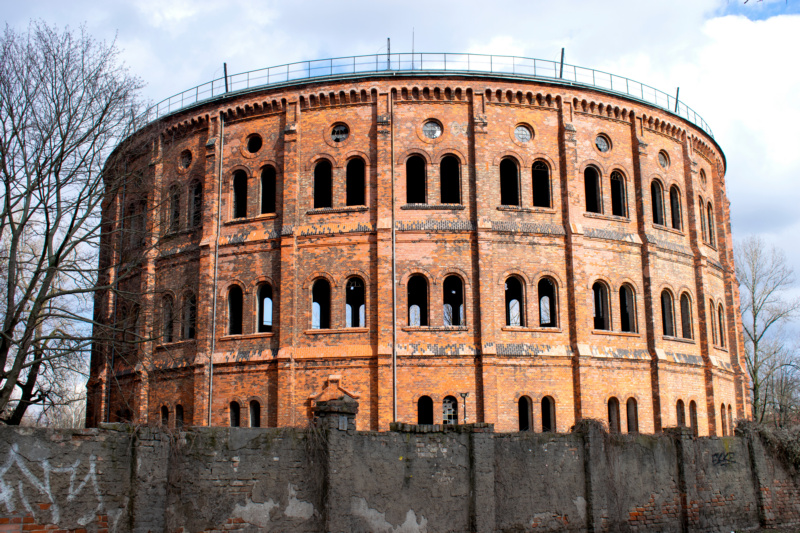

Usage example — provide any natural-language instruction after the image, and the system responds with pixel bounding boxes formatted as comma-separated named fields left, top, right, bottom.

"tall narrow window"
left=250, top=400, right=261, bottom=428
left=669, top=186, right=682, bottom=230
left=258, top=284, right=273, bottom=333
left=311, top=279, right=331, bottom=329
left=619, top=285, right=636, bottom=333
left=161, top=405, right=169, bottom=426
left=162, top=296, right=174, bottom=343
left=518, top=396, right=532, bottom=431
left=261, top=166, right=276, bottom=214
left=418, top=396, right=434, bottom=425
left=661, top=290, right=675, bottom=336
left=608, top=397, right=621, bottom=433
left=346, top=158, right=365, bottom=206
left=699, top=198, right=707, bottom=242
left=592, top=282, right=610, bottom=330
left=183, top=293, right=196, bottom=340
left=442, top=396, right=458, bottom=425
left=718, top=304, right=725, bottom=347
left=443, top=276, right=464, bottom=326
left=346, top=277, right=366, bottom=328
left=709, top=299, right=717, bottom=346
left=651, top=181, right=665, bottom=225
left=228, top=285, right=243, bottom=335
left=584, top=167, right=601, bottom=213
left=175, top=405, right=184, bottom=428
left=626, top=398, right=639, bottom=433
left=169, top=185, right=181, bottom=232
left=689, top=400, right=698, bottom=436
left=406, top=156, right=426, bottom=204
left=707, top=204, right=716, bottom=246
left=610, top=171, right=626, bottom=217
left=541, top=396, right=556, bottom=432
left=314, top=161, right=332, bottom=208
left=500, top=158, right=520, bottom=206
left=728, top=405, right=733, bottom=435
left=408, top=275, right=429, bottom=326
left=230, top=402, right=240, bottom=427
left=538, top=278, right=556, bottom=327
left=189, top=181, right=203, bottom=228
left=676, top=400, right=686, bottom=427
left=233, top=170, right=247, bottom=219
left=440, top=155, right=461, bottom=204
left=505, top=277, right=524, bottom=327
left=680, top=293, right=693, bottom=339
left=720, top=404, right=727, bottom=436
left=532, top=161, right=550, bottom=208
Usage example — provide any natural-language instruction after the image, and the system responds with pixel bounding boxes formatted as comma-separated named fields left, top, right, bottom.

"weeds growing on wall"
left=739, top=420, right=800, bottom=473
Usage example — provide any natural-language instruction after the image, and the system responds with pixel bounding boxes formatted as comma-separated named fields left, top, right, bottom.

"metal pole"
left=224, top=63, right=229, bottom=93
left=208, top=112, right=225, bottom=427
left=387, top=38, right=391, bottom=70
left=559, top=48, right=564, bottom=79
left=675, top=87, right=680, bottom=112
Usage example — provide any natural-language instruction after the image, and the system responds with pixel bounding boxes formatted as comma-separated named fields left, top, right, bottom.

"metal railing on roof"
left=144, top=53, right=713, bottom=138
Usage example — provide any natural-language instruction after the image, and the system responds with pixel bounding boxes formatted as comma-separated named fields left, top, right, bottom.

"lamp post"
left=459, top=392, right=469, bottom=424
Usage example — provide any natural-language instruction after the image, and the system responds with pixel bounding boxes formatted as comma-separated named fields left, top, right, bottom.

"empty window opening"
left=162, top=297, right=174, bottom=343
left=651, top=181, right=665, bottom=225
left=183, top=293, right=197, bottom=340
left=709, top=299, right=717, bottom=346
left=312, top=279, right=331, bottom=329
left=505, top=277, right=524, bottom=327
left=728, top=406, right=733, bottom=435
left=408, top=275, right=429, bottom=326
left=443, top=276, right=464, bottom=326
left=406, top=156, right=427, bottom=204
left=519, top=396, right=533, bottom=431
left=541, top=396, right=556, bottom=432
left=230, top=402, right=241, bottom=427
left=689, top=401, right=698, bottom=436
left=539, top=278, right=557, bottom=327
left=619, top=285, right=636, bottom=333
left=661, top=291, right=675, bottom=336
left=627, top=398, right=639, bottom=433
left=670, top=186, right=682, bottom=230
left=246, top=134, right=262, bottom=153
left=261, top=166, right=276, bottom=214
left=258, top=284, right=273, bottom=333
left=699, top=198, right=708, bottom=242
left=346, top=277, right=366, bottom=328
left=418, top=396, right=434, bottom=425
left=233, top=171, right=248, bottom=219
left=718, top=305, right=725, bottom=347
left=440, top=156, right=461, bottom=204
left=532, top=161, right=550, bottom=208
left=228, top=285, right=243, bottom=335
left=161, top=405, right=169, bottom=426
left=680, top=294, right=693, bottom=339
left=169, top=185, right=181, bottom=232
left=721, top=404, right=727, bottom=436
left=175, top=405, right=184, bottom=428
left=189, top=181, right=203, bottom=228
left=610, top=171, right=626, bottom=217
left=584, top=167, right=601, bottom=213
left=676, top=400, right=686, bottom=427
left=250, top=401, right=261, bottom=428
left=443, top=396, right=458, bottom=425
left=500, top=159, right=520, bottom=206
left=707, top=204, right=715, bottom=246
left=608, top=397, right=621, bottom=433
left=314, top=161, right=333, bottom=208
left=346, top=158, right=365, bottom=206
left=592, top=282, right=610, bottom=330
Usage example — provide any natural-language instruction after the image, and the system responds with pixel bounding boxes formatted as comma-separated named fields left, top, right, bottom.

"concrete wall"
left=0, top=422, right=798, bottom=532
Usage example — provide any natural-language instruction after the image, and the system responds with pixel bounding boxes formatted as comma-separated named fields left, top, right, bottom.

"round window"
left=514, top=125, right=533, bottom=143
left=422, top=120, right=443, bottom=139
left=246, top=135, right=262, bottom=154
left=595, top=134, right=611, bottom=153
left=179, top=150, right=192, bottom=169
left=331, top=124, right=349, bottom=143
left=658, top=151, right=670, bottom=169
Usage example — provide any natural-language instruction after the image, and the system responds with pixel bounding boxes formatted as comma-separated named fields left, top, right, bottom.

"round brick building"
left=86, top=54, right=748, bottom=436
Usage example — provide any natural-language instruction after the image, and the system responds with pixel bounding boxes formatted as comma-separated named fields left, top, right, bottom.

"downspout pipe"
left=391, top=92, right=397, bottom=423
left=208, top=112, right=225, bottom=426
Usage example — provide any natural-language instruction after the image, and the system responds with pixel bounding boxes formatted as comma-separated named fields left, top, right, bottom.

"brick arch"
left=400, top=269, right=435, bottom=287
left=250, top=276, right=276, bottom=289
left=491, top=150, right=526, bottom=167
left=159, top=289, right=178, bottom=301
left=222, top=279, right=248, bottom=296
left=436, top=268, right=472, bottom=288
left=226, top=165, right=252, bottom=184
left=258, top=160, right=280, bottom=173
left=433, top=148, right=467, bottom=165
left=303, top=272, right=338, bottom=289
left=340, top=269, right=369, bottom=287
left=529, top=153, right=558, bottom=172
left=497, top=269, right=531, bottom=287
left=587, top=275, right=614, bottom=291
left=579, top=159, right=606, bottom=176
left=343, top=150, right=371, bottom=166
left=655, top=282, right=678, bottom=297
left=617, top=277, right=642, bottom=295
left=607, top=166, right=630, bottom=180
left=395, top=148, right=433, bottom=166
left=305, top=153, right=338, bottom=171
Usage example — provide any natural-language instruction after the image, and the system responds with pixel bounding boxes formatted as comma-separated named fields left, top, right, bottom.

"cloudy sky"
left=5, top=0, right=800, bottom=277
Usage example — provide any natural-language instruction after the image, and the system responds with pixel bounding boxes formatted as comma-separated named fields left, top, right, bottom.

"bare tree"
left=0, top=21, right=145, bottom=423
left=736, top=235, right=800, bottom=423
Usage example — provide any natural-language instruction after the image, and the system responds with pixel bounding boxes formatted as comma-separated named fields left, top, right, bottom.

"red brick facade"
left=85, top=72, right=749, bottom=436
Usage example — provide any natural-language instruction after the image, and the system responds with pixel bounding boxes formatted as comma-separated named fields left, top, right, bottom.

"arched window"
left=162, top=296, right=174, bottom=343
left=230, top=401, right=240, bottom=427
left=626, top=398, right=639, bottom=433
left=189, top=180, right=203, bottom=228
left=258, top=284, right=273, bottom=333
left=661, top=290, right=675, bottom=337
left=346, top=158, right=365, bottom=206
left=500, top=158, right=520, bottom=206
left=182, top=293, right=197, bottom=340
left=418, top=396, right=434, bottom=425
left=161, top=405, right=169, bottom=426
left=539, top=278, right=557, bottom=327
left=720, top=404, right=727, bottom=436
left=541, top=396, right=556, bottom=432
left=440, top=155, right=461, bottom=204
left=709, top=299, right=717, bottom=346
left=346, top=277, right=365, bottom=328
left=707, top=203, right=715, bottom=246
left=261, top=166, right=276, bottom=214
left=311, top=279, right=331, bottom=329
left=680, top=293, right=693, bottom=339
left=314, top=160, right=332, bottom=209
left=408, top=275, right=428, bottom=326
left=610, top=171, right=626, bottom=217
left=442, top=396, right=458, bottom=425
left=676, top=400, right=686, bottom=427
left=699, top=197, right=707, bottom=242
left=584, top=167, right=602, bottom=213
left=175, top=405, right=184, bottom=428
left=651, top=181, right=665, bottom=225
left=169, top=184, right=181, bottom=232
left=608, top=397, right=621, bottom=433
left=728, top=405, right=733, bottom=435
left=619, top=285, right=636, bottom=333
left=228, top=285, right=243, bottom=335
left=406, top=156, right=426, bottom=204
left=443, top=276, right=464, bottom=326
left=233, top=170, right=248, bottom=219
left=669, top=186, right=682, bottom=230
left=250, top=400, right=261, bottom=428
left=505, top=276, right=524, bottom=327
left=689, top=400, right=698, bottom=436
left=518, top=396, right=532, bottom=431
left=592, top=282, right=610, bottom=330
left=532, top=161, right=550, bottom=208
left=718, top=304, right=725, bottom=347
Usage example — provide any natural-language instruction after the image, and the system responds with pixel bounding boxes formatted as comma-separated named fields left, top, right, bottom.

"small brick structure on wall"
left=85, top=59, right=748, bottom=437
